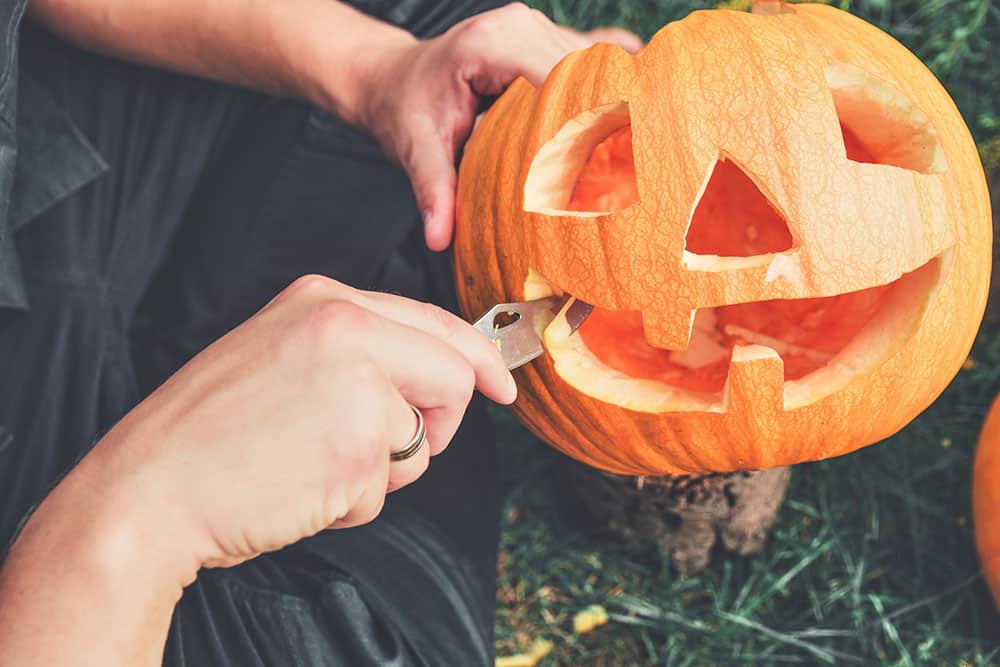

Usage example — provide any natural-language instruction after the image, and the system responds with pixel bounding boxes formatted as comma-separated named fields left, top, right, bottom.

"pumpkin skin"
left=454, top=3, right=992, bottom=475
left=974, top=396, right=1000, bottom=609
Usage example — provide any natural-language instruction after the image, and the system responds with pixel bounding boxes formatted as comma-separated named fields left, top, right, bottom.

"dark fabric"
left=350, top=0, right=501, bottom=38
left=0, top=72, right=110, bottom=309
left=0, top=0, right=29, bottom=308
left=0, top=25, right=262, bottom=538
left=0, top=1, right=507, bottom=665
left=166, top=507, right=493, bottom=666
left=10, top=73, right=108, bottom=230
left=0, top=1, right=111, bottom=310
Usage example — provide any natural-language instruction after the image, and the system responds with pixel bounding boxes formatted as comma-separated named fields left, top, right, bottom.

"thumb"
left=404, top=134, right=458, bottom=252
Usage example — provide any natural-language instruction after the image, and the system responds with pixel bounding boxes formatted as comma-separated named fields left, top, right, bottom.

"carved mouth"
left=527, top=256, right=943, bottom=413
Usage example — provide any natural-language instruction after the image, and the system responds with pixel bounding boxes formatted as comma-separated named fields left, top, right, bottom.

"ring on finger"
left=390, top=405, right=427, bottom=462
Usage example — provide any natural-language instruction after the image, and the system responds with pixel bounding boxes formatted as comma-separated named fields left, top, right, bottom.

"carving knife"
left=472, top=296, right=593, bottom=371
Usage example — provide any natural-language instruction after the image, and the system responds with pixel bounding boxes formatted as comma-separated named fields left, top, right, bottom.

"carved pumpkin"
left=975, top=396, right=1000, bottom=609
left=454, top=2, right=992, bottom=475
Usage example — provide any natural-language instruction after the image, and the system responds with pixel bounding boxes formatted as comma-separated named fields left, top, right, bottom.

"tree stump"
left=559, top=459, right=791, bottom=575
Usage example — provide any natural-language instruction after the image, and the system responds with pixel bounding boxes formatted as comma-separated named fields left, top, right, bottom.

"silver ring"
left=390, top=405, right=426, bottom=462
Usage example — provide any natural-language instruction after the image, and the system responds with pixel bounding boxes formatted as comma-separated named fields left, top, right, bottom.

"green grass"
left=495, top=1, right=1000, bottom=664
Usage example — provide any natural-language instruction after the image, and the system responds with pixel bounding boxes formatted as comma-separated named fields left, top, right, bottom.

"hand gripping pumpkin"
left=454, top=2, right=992, bottom=475
left=974, top=397, right=1000, bottom=609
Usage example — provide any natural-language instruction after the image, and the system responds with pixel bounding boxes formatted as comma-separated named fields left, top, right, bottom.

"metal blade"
left=472, top=295, right=594, bottom=371
left=472, top=295, right=567, bottom=370
left=565, top=299, right=594, bottom=334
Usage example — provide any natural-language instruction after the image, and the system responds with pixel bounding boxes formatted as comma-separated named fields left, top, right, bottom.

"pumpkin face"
left=974, top=397, right=1000, bottom=610
left=454, top=2, right=992, bottom=475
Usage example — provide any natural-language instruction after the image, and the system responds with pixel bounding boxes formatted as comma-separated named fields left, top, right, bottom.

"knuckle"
left=529, top=7, right=550, bottom=23
left=455, top=5, right=542, bottom=51
left=493, top=3, right=535, bottom=29
left=339, top=356, right=387, bottom=397
left=336, top=389, right=390, bottom=466
left=284, top=273, right=336, bottom=299
left=308, top=300, right=373, bottom=341
left=503, top=2, right=533, bottom=18
left=461, top=4, right=523, bottom=38
left=458, top=14, right=493, bottom=39
left=420, top=301, right=462, bottom=341
left=317, top=360, right=390, bottom=463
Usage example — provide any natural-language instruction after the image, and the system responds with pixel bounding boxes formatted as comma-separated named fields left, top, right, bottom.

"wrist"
left=14, top=424, right=201, bottom=591
left=295, top=7, right=418, bottom=127
left=0, top=432, right=191, bottom=665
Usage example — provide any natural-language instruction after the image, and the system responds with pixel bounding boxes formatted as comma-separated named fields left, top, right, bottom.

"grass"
left=495, top=1, right=1000, bottom=664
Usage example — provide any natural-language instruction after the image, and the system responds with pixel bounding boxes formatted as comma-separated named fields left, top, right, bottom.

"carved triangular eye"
left=685, top=158, right=794, bottom=257
left=827, top=63, right=946, bottom=174
left=524, top=102, right=638, bottom=215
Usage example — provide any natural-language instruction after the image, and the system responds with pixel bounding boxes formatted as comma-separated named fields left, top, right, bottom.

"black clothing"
left=0, top=1, right=505, bottom=664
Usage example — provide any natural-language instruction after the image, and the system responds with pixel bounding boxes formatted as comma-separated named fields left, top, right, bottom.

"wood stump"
left=559, top=459, right=791, bottom=575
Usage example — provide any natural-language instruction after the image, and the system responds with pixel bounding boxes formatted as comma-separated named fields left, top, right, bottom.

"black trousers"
left=1, top=3, right=503, bottom=664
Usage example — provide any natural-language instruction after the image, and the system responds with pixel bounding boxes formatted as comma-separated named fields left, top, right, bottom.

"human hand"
left=68, top=275, right=515, bottom=578
left=352, top=3, right=643, bottom=251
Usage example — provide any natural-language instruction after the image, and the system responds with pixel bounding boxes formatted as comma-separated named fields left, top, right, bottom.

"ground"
left=495, top=1, right=1000, bottom=664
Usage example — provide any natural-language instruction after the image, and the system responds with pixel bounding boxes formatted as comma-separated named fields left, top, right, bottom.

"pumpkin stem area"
left=558, top=124, right=937, bottom=400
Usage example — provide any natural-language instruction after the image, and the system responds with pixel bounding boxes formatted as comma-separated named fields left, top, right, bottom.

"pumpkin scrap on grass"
left=454, top=1, right=991, bottom=477
left=571, top=604, right=609, bottom=634
left=494, top=639, right=554, bottom=667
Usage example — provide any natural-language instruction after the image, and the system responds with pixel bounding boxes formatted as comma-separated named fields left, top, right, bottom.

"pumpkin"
left=974, top=396, right=1000, bottom=609
left=454, top=2, right=992, bottom=475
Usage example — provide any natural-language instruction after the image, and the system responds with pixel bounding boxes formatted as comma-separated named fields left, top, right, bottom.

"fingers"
left=326, top=303, right=480, bottom=455
left=268, top=277, right=516, bottom=504
left=384, top=405, right=433, bottom=493
left=358, top=3, right=644, bottom=258
left=405, top=135, right=459, bottom=252
left=384, top=98, right=468, bottom=252
left=330, top=355, right=427, bottom=503
left=271, top=275, right=514, bottom=405
left=361, top=357, right=433, bottom=494
left=454, top=4, right=582, bottom=89
left=350, top=290, right=515, bottom=405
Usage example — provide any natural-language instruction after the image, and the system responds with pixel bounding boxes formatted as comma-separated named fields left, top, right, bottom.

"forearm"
left=27, top=0, right=417, bottom=125
left=0, top=431, right=193, bottom=666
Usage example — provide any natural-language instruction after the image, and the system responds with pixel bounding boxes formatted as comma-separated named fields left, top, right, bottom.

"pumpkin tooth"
left=722, top=345, right=783, bottom=421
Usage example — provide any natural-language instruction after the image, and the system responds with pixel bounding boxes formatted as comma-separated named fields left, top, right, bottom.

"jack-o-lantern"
left=975, top=396, right=1000, bottom=609
left=454, top=2, right=992, bottom=475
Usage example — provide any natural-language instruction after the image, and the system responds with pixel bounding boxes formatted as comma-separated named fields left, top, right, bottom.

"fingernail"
left=506, top=372, right=518, bottom=403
